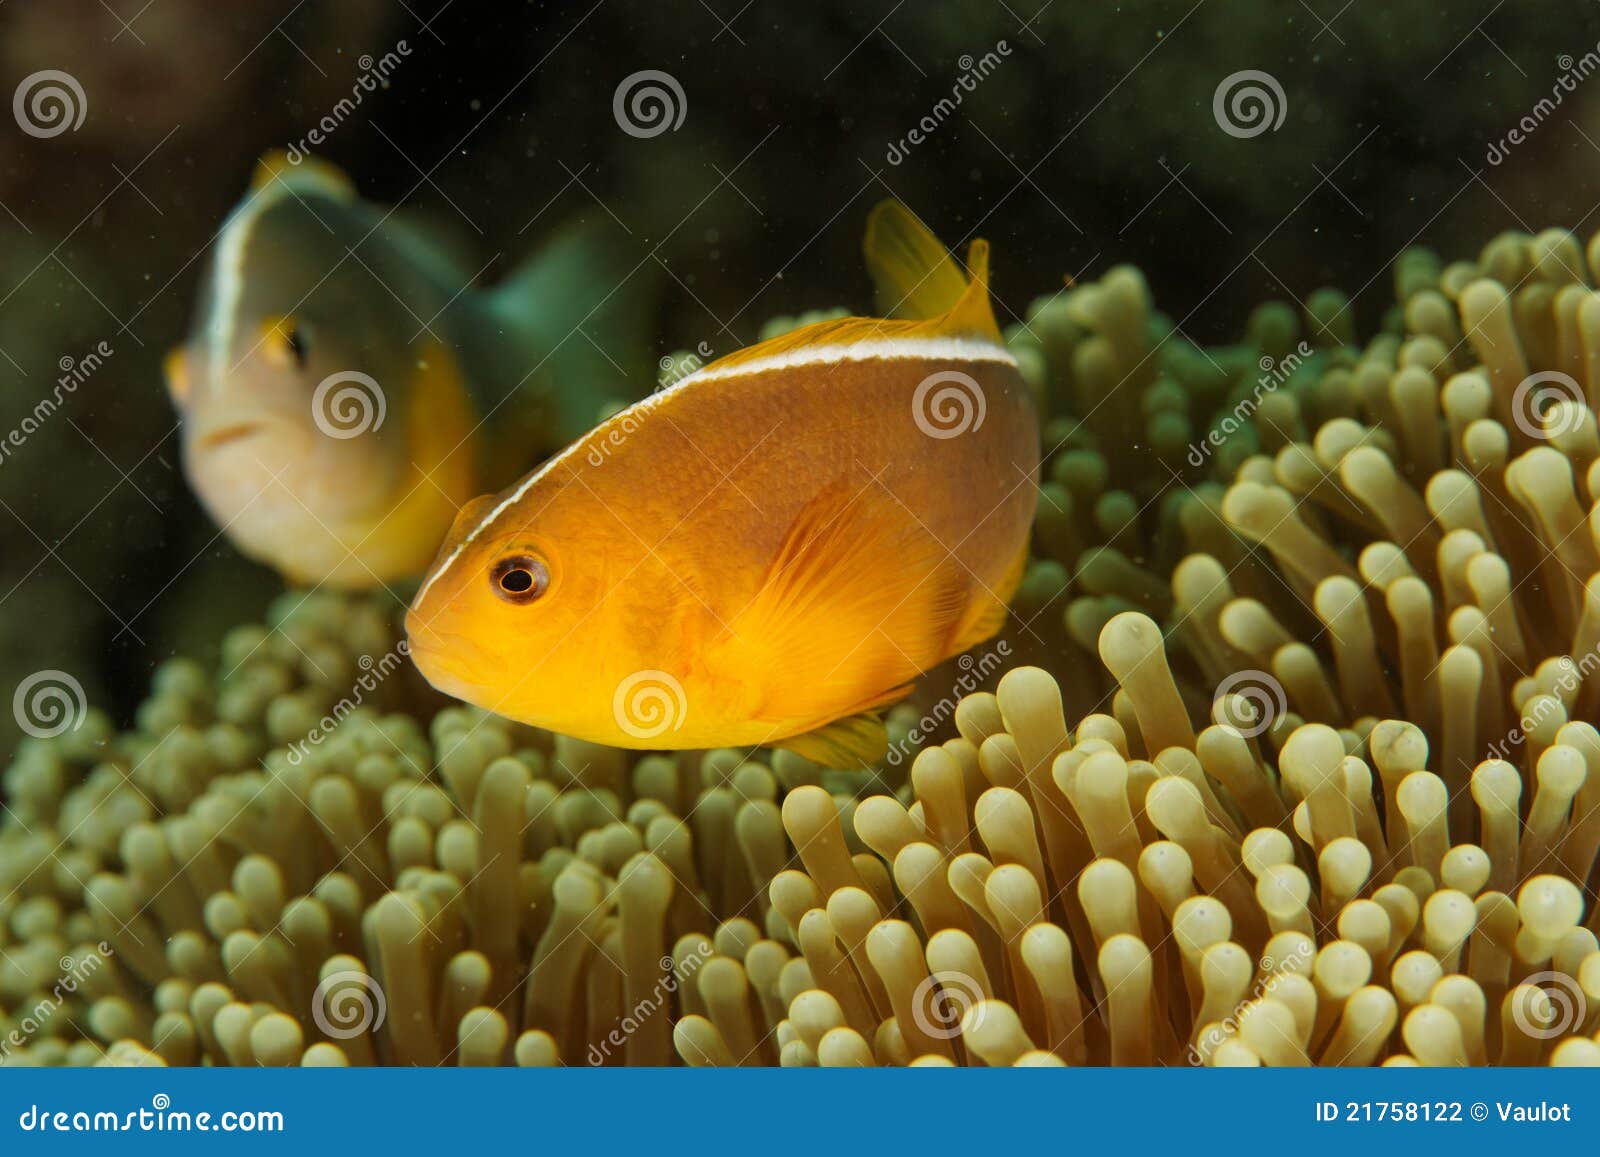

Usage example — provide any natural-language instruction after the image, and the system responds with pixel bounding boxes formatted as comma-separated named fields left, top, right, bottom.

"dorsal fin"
left=670, top=204, right=1006, bottom=384
left=863, top=200, right=1000, bottom=341
left=441, top=493, right=500, bottom=549
left=251, top=150, right=356, bottom=200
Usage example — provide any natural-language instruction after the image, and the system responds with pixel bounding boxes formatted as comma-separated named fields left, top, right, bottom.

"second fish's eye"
left=283, top=325, right=308, bottom=368
left=491, top=555, right=549, bottom=604
left=263, top=317, right=310, bottom=371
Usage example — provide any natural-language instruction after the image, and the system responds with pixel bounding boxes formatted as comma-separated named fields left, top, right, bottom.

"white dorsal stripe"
left=681, top=335, right=1015, bottom=386
left=410, top=336, right=1018, bottom=605
left=206, top=184, right=289, bottom=377
left=205, top=169, right=343, bottom=381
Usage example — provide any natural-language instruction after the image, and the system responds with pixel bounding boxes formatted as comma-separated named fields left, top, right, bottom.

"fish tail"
left=862, top=200, right=1000, bottom=340
left=484, top=216, right=659, bottom=445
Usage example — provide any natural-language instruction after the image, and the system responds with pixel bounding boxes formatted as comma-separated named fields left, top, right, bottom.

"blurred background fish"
left=407, top=202, right=1039, bottom=764
left=165, top=152, right=656, bottom=587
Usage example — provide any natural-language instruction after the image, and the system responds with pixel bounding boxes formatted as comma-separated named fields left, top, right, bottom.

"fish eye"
left=261, top=317, right=310, bottom=371
left=283, top=325, right=308, bottom=369
left=490, top=554, right=549, bottom=604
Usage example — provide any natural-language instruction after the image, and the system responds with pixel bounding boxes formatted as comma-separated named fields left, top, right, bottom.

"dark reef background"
left=2, top=0, right=1599, bottom=753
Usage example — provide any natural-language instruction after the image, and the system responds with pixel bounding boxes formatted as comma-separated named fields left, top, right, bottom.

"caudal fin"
left=486, top=216, right=660, bottom=445
left=862, top=200, right=1000, bottom=340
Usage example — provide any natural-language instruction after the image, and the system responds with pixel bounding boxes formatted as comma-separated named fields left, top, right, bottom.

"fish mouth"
left=198, top=422, right=265, bottom=449
left=405, top=613, right=496, bottom=684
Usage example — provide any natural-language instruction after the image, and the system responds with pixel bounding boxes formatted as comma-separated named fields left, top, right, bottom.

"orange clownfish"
left=406, top=201, right=1040, bottom=766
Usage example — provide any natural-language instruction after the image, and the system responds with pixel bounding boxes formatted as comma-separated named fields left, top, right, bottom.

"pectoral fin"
left=722, top=482, right=964, bottom=733
left=406, top=341, right=478, bottom=492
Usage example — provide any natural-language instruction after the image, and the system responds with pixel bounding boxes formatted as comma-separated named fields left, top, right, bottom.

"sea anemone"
left=5, top=224, right=1600, bottom=1067
left=745, top=656, right=1600, bottom=1066
left=1000, top=263, right=1359, bottom=713
left=0, top=591, right=815, bottom=1066
left=6, top=597, right=1592, bottom=1065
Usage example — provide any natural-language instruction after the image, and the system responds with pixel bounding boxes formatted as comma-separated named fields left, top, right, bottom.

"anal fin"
left=773, top=712, right=890, bottom=769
